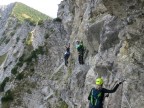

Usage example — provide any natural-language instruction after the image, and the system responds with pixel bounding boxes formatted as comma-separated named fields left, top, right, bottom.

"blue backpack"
left=90, top=88, right=103, bottom=107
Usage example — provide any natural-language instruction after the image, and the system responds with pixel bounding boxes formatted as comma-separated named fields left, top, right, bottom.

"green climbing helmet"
left=96, top=78, right=103, bottom=85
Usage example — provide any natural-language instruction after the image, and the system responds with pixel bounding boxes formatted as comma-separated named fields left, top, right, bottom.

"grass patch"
left=0, top=54, right=7, bottom=65
left=26, top=32, right=33, bottom=45
left=12, top=2, right=51, bottom=22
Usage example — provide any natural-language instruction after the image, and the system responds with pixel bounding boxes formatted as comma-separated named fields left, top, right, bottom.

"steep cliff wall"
left=0, top=0, right=144, bottom=108
left=57, top=0, right=144, bottom=108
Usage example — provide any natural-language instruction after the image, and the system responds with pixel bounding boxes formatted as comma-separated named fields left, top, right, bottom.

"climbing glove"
left=119, top=82, right=122, bottom=85
left=119, top=80, right=125, bottom=85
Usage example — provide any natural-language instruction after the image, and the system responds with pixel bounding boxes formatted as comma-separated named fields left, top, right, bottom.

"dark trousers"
left=89, top=103, right=103, bottom=108
left=78, top=53, right=84, bottom=64
left=64, top=53, right=70, bottom=66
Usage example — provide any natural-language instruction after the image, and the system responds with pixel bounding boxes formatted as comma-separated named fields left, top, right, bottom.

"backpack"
left=64, top=52, right=70, bottom=58
left=90, top=88, right=103, bottom=107
left=77, top=44, right=84, bottom=52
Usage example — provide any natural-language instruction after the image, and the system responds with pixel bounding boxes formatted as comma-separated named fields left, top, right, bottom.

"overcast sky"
left=0, top=0, right=63, bottom=18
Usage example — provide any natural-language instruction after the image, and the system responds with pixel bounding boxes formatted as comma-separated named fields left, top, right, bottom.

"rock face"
left=0, top=0, right=144, bottom=108
left=57, top=0, right=144, bottom=108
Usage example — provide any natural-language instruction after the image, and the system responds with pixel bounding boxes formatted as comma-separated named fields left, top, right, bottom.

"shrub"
left=5, top=38, right=10, bottom=44
left=19, top=54, right=25, bottom=61
left=36, top=46, right=44, bottom=55
left=3, top=66, right=7, bottom=71
left=10, top=31, right=15, bottom=36
left=24, top=18, right=36, bottom=26
left=0, top=77, right=9, bottom=92
left=24, top=55, right=33, bottom=63
left=1, top=90, right=13, bottom=102
left=17, top=61, right=23, bottom=67
left=29, top=20, right=36, bottom=26
left=24, top=18, right=31, bottom=22
left=53, top=17, right=62, bottom=22
left=31, top=51, right=37, bottom=59
left=38, top=20, right=43, bottom=25
left=45, top=33, right=49, bottom=39
left=30, top=68, right=34, bottom=72
left=24, top=51, right=36, bottom=63
left=16, top=37, right=20, bottom=43
left=24, top=46, right=44, bottom=64
left=11, top=67, right=18, bottom=75
left=16, top=72, right=24, bottom=80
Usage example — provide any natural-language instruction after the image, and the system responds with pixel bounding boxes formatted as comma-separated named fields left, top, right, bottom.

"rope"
left=99, top=54, right=132, bottom=108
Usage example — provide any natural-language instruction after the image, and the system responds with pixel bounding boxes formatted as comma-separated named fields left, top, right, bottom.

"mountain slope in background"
left=11, top=2, right=51, bottom=22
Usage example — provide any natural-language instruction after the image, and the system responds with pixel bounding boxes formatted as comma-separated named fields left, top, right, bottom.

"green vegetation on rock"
left=11, top=66, right=18, bottom=75
left=38, top=20, right=44, bottom=25
left=53, top=17, right=62, bottom=22
left=26, top=32, right=33, bottom=45
left=24, top=46, right=44, bottom=63
left=0, top=77, right=9, bottom=92
left=1, top=90, right=13, bottom=102
left=16, top=72, right=24, bottom=80
left=0, top=54, right=7, bottom=65
left=11, top=2, right=51, bottom=22
left=56, top=99, right=68, bottom=108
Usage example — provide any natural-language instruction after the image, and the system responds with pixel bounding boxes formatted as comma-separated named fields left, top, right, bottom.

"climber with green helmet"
left=88, top=78, right=123, bottom=108
left=76, top=40, right=84, bottom=64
